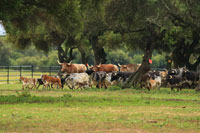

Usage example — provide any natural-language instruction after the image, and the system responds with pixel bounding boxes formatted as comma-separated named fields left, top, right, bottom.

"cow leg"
left=32, top=84, right=35, bottom=90
left=45, top=82, right=50, bottom=90
left=96, top=83, right=99, bottom=89
left=171, top=85, right=174, bottom=91
left=149, top=83, right=152, bottom=91
left=50, top=84, right=53, bottom=89
left=36, top=84, right=40, bottom=90
left=72, top=86, right=75, bottom=90
left=145, top=83, right=150, bottom=91
left=147, top=86, right=150, bottom=91
left=157, top=83, right=161, bottom=90
left=62, top=83, right=64, bottom=89
left=104, top=83, right=107, bottom=89
left=30, top=86, right=33, bottom=90
left=47, top=84, right=51, bottom=90
left=27, top=85, right=30, bottom=90
left=22, top=85, right=24, bottom=90
left=140, top=82, right=143, bottom=89
left=67, top=85, right=72, bottom=90
left=77, top=86, right=80, bottom=90
left=192, top=81, right=196, bottom=89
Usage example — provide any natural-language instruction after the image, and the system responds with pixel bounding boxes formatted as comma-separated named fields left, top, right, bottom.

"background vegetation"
left=0, top=0, right=199, bottom=70
left=0, top=36, right=166, bottom=67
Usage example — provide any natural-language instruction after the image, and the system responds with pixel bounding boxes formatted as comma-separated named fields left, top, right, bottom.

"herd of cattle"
left=19, top=61, right=200, bottom=91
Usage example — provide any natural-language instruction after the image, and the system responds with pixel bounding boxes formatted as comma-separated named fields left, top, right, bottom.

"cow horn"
left=97, top=63, right=101, bottom=67
left=57, top=60, right=63, bottom=65
left=87, top=64, right=92, bottom=69
left=69, top=61, right=72, bottom=65
left=118, top=63, right=121, bottom=67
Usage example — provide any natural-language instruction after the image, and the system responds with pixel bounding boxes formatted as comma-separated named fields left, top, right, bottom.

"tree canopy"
left=0, top=0, right=199, bottom=87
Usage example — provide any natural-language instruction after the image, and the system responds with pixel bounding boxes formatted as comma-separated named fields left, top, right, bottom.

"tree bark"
left=57, top=43, right=76, bottom=63
left=90, top=36, right=107, bottom=65
left=78, top=46, right=88, bottom=64
left=122, top=27, right=156, bottom=89
left=122, top=42, right=155, bottom=89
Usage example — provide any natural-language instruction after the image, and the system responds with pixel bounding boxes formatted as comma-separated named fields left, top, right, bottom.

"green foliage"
left=0, top=37, right=167, bottom=67
left=0, top=0, right=199, bottom=69
left=132, top=54, right=143, bottom=64
left=98, top=31, right=122, bottom=48
left=0, top=39, right=11, bottom=65
left=106, top=49, right=133, bottom=64
left=151, top=53, right=167, bottom=68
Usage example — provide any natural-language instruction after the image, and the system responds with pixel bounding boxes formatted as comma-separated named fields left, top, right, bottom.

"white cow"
left=65, top=73, right=91, bottom=89
left=149, top=75, right=162, bottom=90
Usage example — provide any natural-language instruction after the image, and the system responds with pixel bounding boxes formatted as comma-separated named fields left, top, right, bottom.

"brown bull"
left=118, top=63, right=141, bottom=72
left=58, top=60, right=87, bottom=73
left=90, top=64, right=119, bottom=73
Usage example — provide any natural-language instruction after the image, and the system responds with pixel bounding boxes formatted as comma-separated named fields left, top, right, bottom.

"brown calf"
left=41, top=75, right=62, bottom=89
left=19, top=77, right=36, bottom=90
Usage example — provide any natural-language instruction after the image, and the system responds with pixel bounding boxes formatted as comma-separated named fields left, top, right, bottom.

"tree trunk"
left=122, top=27, right=156, bottom=89
left=57, top=43, right=76, bottom=63
left=78, top=46, right=88, bottom=64
left=90, top=36, right=107, bottom=65
left=122, top=42, right=154, bottom=89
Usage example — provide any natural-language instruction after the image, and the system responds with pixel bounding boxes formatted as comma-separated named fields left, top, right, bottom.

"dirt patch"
left=144, top=97, right=200, bottom=103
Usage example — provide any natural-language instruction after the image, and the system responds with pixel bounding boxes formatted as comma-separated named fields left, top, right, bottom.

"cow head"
left=41, top=74, right=48, bottom=80
left=111, top=72, right=120, bottom=82
left=57, top=60, right=72, bottom=72
left=91, top=64, right=101, bottom=72
left=19, top=76, right=24, bottom=81
left=122, top=65, right=127, bottom=68
left=88, top=65, right=93, bottom=69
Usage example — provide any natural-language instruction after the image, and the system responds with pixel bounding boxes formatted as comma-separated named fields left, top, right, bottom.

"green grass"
left=0, top=84, right=200, bottom=132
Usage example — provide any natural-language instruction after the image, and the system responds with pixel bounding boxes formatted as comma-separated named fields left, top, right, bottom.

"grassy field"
left=0, top=84, right=200, bottom=132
